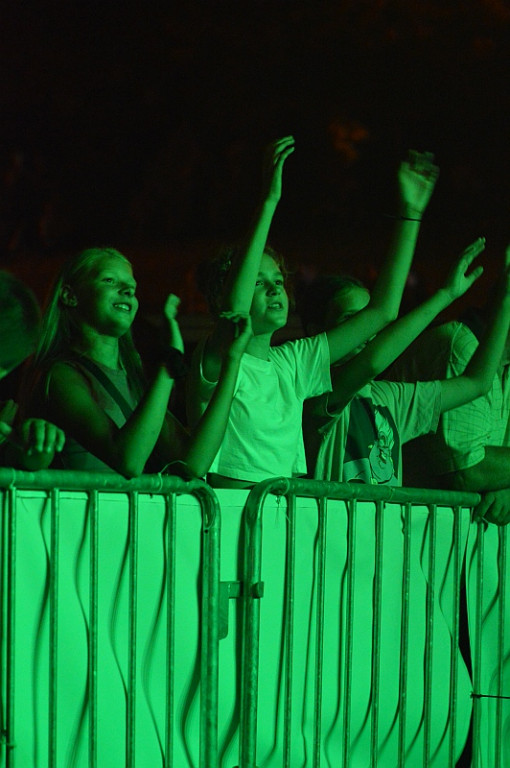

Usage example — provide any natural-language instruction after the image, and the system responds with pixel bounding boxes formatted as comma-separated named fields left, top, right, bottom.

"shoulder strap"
left=76, top=357, right=134, bottom=420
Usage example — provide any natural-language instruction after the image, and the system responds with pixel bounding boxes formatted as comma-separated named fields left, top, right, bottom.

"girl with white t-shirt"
left=188, top=138, right=440, bottom=487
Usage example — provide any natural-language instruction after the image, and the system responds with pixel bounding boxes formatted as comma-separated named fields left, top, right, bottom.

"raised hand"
left=261, top=135, right=295, bottom=205
left=163, top=293, right=184, bottom=353
left=398, top=150, right=439, bottom=218
left=219, top=311, right=253, bottom=360
left=442, top=237, right=485, bottom=302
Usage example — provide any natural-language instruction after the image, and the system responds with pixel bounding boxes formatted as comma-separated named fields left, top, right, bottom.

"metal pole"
left=312, top=496, right=327, bottom=768
left=48, top=489, right=60, bottom=768
left=397, top=503, right=412, bottom=767
left=89, top=491, right=99, bottom=768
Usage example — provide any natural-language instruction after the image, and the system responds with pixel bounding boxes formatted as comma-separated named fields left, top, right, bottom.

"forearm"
left=369, top=288, right=451, bottom=375
left=184, top=353, right=241, bottom=477
left=463, top=293, right=510, bottom=392
left=370, top=216, right=422, bottom=321
left=114, top=367, right=175, bottom=476
left=446, top=447, right=510, bottom=492
left=222, top=200, right=278, bottom=313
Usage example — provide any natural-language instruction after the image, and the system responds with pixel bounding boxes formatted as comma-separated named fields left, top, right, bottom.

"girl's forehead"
left=93, top=256, right=134, bottom=277
left=259, top=253, right=282, bottom=274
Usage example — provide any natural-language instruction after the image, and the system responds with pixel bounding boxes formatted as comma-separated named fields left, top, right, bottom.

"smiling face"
left=68, top=254, right=139, bottom=337
left=249, top=252, right=289, bottom=335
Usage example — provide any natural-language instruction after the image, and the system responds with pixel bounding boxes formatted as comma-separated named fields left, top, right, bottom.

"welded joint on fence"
left=471, top=692, right=510, bottom=700
left=0, top=729, right=15, bottom=748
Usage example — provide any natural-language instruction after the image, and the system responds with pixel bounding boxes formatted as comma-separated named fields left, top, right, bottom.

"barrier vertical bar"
left=48, top=490, right=60, bottom=768
left=126, top=492, right=139, bottom=768
left=239, top=493, right=263, bottom=767
left=5, top=489, right=16, bottom=768
left=471, top=521, right=485, bottom=767
left=165, top=494, right=177, bottom=766
left=397, top=503, right=412, bottom=767
left=283, top=494, right=296, bottom=768
left=89, top=491, right=99, bottom=768
left=312, top=496, right=327, bottom=768
left=495, top=528, right=507, bottom=768
left=342, top=498, right=357, bottom=768
left=369, top=500, right=384, bottom=766
left=199, top=487, right=221, bottom=768
left=423, top=504, right=437, bottom=767
left=448, top=506, right=462, bottom=768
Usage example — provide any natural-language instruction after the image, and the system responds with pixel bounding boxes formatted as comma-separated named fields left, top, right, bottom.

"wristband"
left=385, top=213, right=423, bottom=222
left=160, top=348, right=188, bottom=380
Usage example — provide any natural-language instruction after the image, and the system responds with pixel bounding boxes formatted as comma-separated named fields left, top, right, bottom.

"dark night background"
left=2, top=0, right=510, bottom=329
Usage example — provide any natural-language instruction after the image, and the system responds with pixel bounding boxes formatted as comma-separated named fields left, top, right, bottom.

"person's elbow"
left=111, top=452, right=146, bottom=479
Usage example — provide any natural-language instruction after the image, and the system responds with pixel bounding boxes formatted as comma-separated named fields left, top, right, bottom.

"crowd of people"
left=1, top=136, right=510, bottom=525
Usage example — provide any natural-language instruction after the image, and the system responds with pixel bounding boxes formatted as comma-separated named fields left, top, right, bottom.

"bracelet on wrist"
left=385, top=213, right=423, bottom=222
left=159, top=347, right=189, bottom=380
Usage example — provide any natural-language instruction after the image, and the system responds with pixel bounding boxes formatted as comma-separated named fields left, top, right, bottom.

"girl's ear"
left=61, top=284, right=78, bottom=307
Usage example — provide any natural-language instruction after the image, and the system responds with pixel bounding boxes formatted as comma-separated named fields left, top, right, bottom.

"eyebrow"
left=99, top=271, right=137, bottom=288
left=257, top=270, right=284, bottom=278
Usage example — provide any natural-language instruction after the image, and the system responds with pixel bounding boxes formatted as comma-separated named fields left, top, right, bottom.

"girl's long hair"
left=24, top=247, right=145, bottom=410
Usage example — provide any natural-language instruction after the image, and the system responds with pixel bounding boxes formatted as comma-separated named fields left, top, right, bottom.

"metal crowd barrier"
left=237, top=477, right=509, bottom=768
left=1, top=471, right=509, bottom=767
left=0, top=468, right=221, bottom=768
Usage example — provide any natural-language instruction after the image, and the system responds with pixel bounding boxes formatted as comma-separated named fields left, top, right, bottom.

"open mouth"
left=267, top=302, right=284, bottom=310
left=113, top=303, right=132, bottom=313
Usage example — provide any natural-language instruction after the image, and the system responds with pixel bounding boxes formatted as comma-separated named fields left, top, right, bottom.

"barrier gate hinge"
left=218, top=580, right=265, bottom=639
left=219, top=581, right=242, bottom=640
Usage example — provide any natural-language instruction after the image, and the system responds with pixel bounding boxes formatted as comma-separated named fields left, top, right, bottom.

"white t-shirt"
left=188, top=333, right=332, bottom=483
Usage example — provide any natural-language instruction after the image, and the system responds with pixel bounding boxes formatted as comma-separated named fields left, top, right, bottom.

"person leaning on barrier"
left=389, top=244, right=510, bottom=525
left=0, top=269, right=65, bottom=469
left=188, top=144, right=445, bottom=488
left=20, top=248, right=251, bottom=478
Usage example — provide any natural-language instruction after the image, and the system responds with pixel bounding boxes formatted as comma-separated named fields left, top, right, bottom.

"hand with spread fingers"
left=441, top=237, right=485, bottom=303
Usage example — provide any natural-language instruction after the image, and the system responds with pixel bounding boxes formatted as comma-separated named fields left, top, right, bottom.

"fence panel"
left=239, top=478, right=479, bottom=768
left=2, top=471, right=507, bottom=768
left=0, top=469, right=220, bottom=768
left=467, top=522, right=510, bottom=768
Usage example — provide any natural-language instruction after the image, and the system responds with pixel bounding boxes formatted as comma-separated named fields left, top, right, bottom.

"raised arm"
left=327, top=238, right=485, bottom=412
left=203, top=136, right=295, bottom=381
left=440, top=249, right=510, bottom=413
left=326, top=150, right=439, bottom=364
left=183, top=313, right=252, bottom=477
